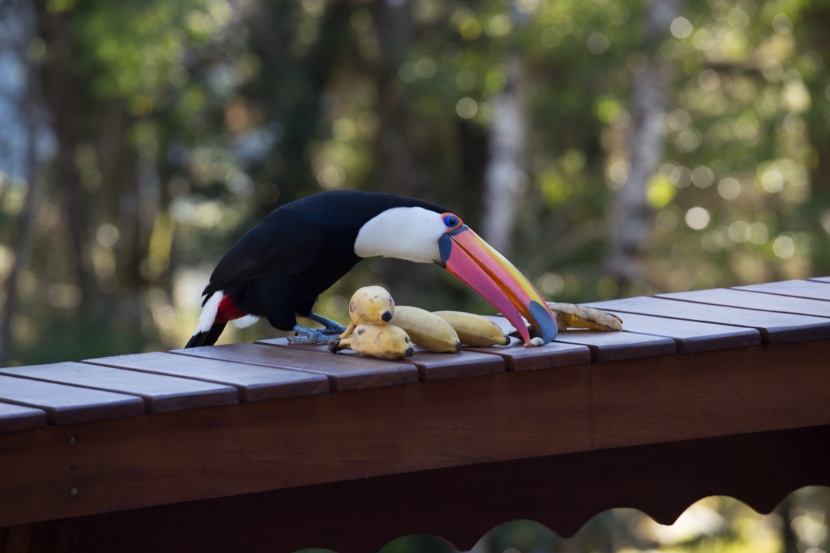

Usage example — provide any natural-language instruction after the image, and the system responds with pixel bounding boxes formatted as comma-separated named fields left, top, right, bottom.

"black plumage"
left=186, top=190, right=446, bottom=348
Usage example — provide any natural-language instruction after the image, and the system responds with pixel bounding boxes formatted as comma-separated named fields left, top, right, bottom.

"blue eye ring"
left=443, top=214, right=461, bottom=229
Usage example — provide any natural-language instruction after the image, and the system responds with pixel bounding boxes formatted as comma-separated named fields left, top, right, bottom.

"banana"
left=341, top=286, right=396, bottom=339
left=547, top=302, right=623, bottom=331
left=330, top=323, right=414, bottom=360
left=432, top=311, right=510, bottom=347
left=390, top=306, right=462, bottom=353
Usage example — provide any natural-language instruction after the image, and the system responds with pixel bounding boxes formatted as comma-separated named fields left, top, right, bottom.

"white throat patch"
left=354, top=207, right=444, bottom=263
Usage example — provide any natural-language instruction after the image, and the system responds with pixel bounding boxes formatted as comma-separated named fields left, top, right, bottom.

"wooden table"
left=1, top=278, right=829, bottom=552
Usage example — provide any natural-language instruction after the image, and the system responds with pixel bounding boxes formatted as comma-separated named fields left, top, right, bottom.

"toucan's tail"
left=185, top=322, right=227, bottom=348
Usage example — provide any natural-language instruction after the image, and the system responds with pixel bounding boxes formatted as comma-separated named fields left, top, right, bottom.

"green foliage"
left=2, top=0, right=825, bottom=350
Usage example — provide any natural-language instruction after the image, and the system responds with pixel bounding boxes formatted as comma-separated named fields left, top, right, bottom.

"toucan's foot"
left=287, top=324, right=341, bottom=345
left=305, top=312, right=348, bottom=335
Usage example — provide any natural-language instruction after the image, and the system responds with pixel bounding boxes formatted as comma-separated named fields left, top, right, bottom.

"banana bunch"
left=340, top=285, right=395, bottom=337
left=330, top=286, right=413, bottom=359
left=330, top=286, right=513, bottom=359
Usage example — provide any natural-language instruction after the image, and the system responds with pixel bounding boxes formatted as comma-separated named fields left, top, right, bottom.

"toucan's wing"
left=205, top=208, right=327, bottom=294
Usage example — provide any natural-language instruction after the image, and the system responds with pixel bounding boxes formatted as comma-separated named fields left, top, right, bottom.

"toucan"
left=185, top=190, right=558, bottom=348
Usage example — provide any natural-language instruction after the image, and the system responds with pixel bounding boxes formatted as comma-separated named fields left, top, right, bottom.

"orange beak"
left=438, top=226, right=557, bottom=345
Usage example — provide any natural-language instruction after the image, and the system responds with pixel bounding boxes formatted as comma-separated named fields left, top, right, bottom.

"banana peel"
left=506, top=303, right=623, bottom=342
left=547, top=302, right=623, bottom=332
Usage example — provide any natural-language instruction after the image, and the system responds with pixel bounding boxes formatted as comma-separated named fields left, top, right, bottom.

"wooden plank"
left=466, top=339, right=592, bottom=372
left=456, top=316, right=593, bottom=371
left=0, top=363, right=238, bottom=414
left=4, top=339, right=827, bottom=530
left=589, top=342, right=830, bottom=450
left=0, top=358, right=593, bottom=528
left=734, top=279, right=830, bottom=301
left=552, top=330, right=676, bottom=362
left=172, top=343, right=419, bottom=391
left=400, top=348, right=504, bottom=380
left=259, top=339, right=507, bottom=381
left=0, top=374, right=144, bottom=424
left=580, top=309, right=762, bottom=353
left=0, top=402, right=47, bottom=434
left=586, top=296, right=830, bottom=343
left=85, top=352, right=329, bottom=402
left=661, top=288, right=830, bottom=318
left=481, top=313, right=675, bottom=362
left=54, top=425, right=830, bottom=553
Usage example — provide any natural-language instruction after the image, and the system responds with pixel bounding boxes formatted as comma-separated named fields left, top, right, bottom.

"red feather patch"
left=216, top=294, right=246, bottom=323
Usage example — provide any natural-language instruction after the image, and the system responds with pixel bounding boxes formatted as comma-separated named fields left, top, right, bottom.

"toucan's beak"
left=438, top=226, right=558, bottom=345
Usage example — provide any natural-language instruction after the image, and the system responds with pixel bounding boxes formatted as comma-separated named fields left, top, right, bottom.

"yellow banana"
left=330, top=323, right=414, bottom=360
left=390, top=306, right=461, bottom=353
left=548, top=302, right=623, bottom=331
left=432, top=311, right=510, bottom=347
left=341, top=286, right=396, bottom=338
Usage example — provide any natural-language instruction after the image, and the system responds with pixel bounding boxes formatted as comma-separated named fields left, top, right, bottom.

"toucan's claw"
left=305, top=312, right=348, bottom=335
left=287, top=324, right=341, bottom=345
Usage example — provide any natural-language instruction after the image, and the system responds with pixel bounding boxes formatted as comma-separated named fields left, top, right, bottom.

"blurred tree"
left=242, top=0, right=356, bottom=216
left=605, top=0, right=683, bottom=289
left=480, top=2, right=531, bottom=257
left=799, top=1, right=830, bottom=277
left=0, top=0, right=44, bottom=366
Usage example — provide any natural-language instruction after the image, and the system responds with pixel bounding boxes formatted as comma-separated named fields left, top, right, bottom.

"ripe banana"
left=330, top=323, right=414, bottom=360
left=432, top=311, right=510, bottom=347
left=390, top=306, right=461, bottom=353
left=548, top=302, right=623, bottom=331
left=341, top=285, right=396, bottom=339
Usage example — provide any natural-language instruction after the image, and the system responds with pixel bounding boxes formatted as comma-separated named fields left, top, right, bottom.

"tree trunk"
left=373, top=0, right=423, bottom=199
left=247, top=0, right=353, bottom=211
left=35, top=1, right=94, bottom=301
left=605, top=0, right=683, bottom=287
left=371, top=0, right=433, bottom=304
left=0, top=0, right=43, bottom=365
left=481, top=53, right=529, bottom=256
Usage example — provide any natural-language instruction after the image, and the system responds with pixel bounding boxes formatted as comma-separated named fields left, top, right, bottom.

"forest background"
left=0, top=0, right=828, bottom=551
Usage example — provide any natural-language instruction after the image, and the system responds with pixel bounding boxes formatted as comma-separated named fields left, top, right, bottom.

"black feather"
left=184, top=322, right=227, bottom=348
left=194, top=191, right=448, bottom=341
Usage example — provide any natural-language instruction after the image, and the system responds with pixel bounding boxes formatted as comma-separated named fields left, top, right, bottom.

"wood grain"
left=173, top=343, right=419, bottom=391
left=553, top=329, right=676, bottom=361
left=0, top=402, right=47, bottom=434
left=0, top=363, right=239, bottom=413
left=661, top=288, right=830, bottom=318
left=0, top=374, right=145, bottom=424
left=85, top=352, right=329, bottom=402
left=466, top=339, right=592, bottom=372
left=589, top=343, right=830, bottom=450
left=580, top=309, right=761, bottom=353
left=51, top=425, right=830, bottom=553
left=734, top=279, right=830, bottom=301
left=2, top=339, right=828, bottom=529
left=0, top=361, right=591, bottom=528
left=586, top=296, right=830, bottom=342
left=259, top=338, right=507, bottom=380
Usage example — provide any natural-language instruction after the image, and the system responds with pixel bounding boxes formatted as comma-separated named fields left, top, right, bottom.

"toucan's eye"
left=442, top=214, right=462, bottom=230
